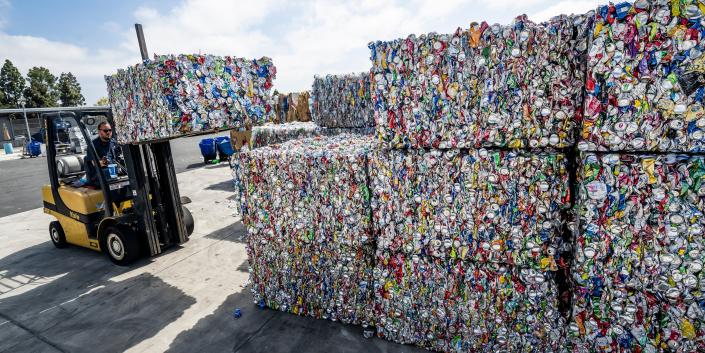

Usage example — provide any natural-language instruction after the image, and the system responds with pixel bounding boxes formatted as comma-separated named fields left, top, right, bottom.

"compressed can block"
left=312, top=73, right=375, bottom=128
left=374, top=254, right=565, bottom=352
left=250, top=122, right=322, bottom=148
left=233, top=135, right=375, bottom=325
left=105, top=54, right=276, bottom=144
left=575, top=153, right=705, bottom=302
left=369, top=13, right=592, bottom=149
left=569, top=283, right=705, bottom=353
left=580, top=1, right=705, bottom=152
left=572, top=152, right=705, bottom=352
left=370, top=148, right=571, bottom=269
left=659, top=300, right=705, bottom=352
left=568, top=285, right=661, bottom=352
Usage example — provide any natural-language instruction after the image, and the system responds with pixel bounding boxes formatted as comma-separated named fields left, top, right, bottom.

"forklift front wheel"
left=183, top=206, right=194, bottom=236
left=49, top=221, right=68, bottom=248
left=101, top=226, right=140, bottom=266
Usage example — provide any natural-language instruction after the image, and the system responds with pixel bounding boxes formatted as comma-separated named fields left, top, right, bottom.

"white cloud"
left=0, top=32, right=138, bottom=104
left=485, top=0, right=546, bottom=11
left=0, top=0, right=601, bottom=105
left=530, top=1, right=598, bottom=22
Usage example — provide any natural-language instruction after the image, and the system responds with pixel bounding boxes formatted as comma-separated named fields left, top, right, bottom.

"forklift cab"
left=41, top=108, right=194, bottom=265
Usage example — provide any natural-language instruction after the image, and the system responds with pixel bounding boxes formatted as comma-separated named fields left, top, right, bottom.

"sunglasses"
left=101, top=129, right=112, bottom=132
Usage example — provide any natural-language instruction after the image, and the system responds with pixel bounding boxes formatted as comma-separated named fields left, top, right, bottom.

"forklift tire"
left=49, top=221, right=68, bottom=248
left=101, top=226, right=140, bottom=266
left=182, top=206, right=194, bottom=236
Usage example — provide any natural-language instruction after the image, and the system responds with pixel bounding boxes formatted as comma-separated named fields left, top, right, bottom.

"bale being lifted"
left=105, top=54, right=276, bottom=144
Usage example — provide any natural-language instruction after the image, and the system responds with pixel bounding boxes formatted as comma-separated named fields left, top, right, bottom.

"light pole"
left=18, top=96, right=31, bottom=142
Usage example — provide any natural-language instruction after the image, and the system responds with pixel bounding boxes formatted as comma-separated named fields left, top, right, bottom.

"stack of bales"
left=232, top=2, right=705, bottom=352
left=570, top=2, right=705, bottom=352
left=368, top=13, right=592, bottom=352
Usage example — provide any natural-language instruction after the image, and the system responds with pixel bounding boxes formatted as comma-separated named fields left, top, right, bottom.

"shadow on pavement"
left=205, top=179, right=235, bottom=192
left=166, top=261, right=427, bottom=353
left=183, top=162, right=206, bottom=171
left=0, top=242, right=196, bottom=353
left=182, top=161, right=230, bottom=172
left=204, top=221, right=246, bottom=244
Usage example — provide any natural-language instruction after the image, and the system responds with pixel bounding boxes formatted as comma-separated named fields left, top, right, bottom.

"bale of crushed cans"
left=374, top=253, right=566, bottom=352
left=369, top=148, right=571, bottom=269
left=368, top=13, right=592, bottom=149
left=311, top=73, right=375, bottom=128
left=580, top=0, right=705, bottom=153
left=105, top=54, right=276, bottom=144
left=250, top=122, right=322, bottom=149
left=368, top=148, right=570, bottom=351
left=233, top=134, right=376, bottom=325
left=570, top=152, right=705, bottom=352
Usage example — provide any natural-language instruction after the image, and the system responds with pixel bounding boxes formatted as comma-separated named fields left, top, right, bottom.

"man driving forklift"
left=85, top=121, right=122, bottom=188
left=42, top=108, right=194, bottom=266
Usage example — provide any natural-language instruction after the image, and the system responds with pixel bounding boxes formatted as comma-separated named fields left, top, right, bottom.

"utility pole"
left=19, top=96, right=31, bottom=142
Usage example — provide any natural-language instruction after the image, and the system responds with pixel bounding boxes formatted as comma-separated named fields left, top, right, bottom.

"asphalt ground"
left=0, top=133, right=230, bottom=218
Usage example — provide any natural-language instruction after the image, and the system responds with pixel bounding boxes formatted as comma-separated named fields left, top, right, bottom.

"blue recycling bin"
left=198, top=138, right=217, bottom=163
left=215, top=136, right=234, bottom=158
left=28, top=141, right=42, bottom=157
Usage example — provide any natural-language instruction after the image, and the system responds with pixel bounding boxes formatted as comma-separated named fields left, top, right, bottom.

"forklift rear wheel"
left=49, top=221, right=68, bottom=248
left=183, top=206, right=194, bottom=236
left=102, top=226, right=141, bottom=266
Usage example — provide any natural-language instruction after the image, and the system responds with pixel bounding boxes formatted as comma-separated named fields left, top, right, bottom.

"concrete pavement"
left=0, top=151, right=22, bottom=162
left=0, top=162, right=426, bottom=353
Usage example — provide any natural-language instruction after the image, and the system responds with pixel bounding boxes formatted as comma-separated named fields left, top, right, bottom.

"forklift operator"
left=85, top=121, right=122, bottom=188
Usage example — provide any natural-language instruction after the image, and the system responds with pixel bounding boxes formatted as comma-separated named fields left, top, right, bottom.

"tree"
left=24, top=66, right=58, bottom=108
left=95, top=97, right=109, bottom=106
left=57, top=72, right=85, bottom=106
left=0, top=59, right=26, bottom=108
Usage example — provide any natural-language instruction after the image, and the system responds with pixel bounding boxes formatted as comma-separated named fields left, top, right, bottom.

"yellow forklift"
left=42, top=107, right=194, bottom=265
left=42, top=24, right=201, bottom=265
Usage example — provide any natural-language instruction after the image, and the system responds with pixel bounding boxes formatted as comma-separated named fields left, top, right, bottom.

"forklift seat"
left=56, top=155, right=85, bottom=178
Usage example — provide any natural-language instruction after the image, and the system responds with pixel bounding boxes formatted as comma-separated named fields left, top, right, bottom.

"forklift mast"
left=125, top=23, right=189, bottom=256
left=122, top=140, right=188, bottom=255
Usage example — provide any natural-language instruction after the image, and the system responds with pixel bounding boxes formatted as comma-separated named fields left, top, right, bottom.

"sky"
left=0, top=0, right=600, bottom=105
